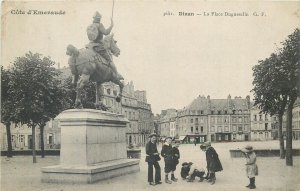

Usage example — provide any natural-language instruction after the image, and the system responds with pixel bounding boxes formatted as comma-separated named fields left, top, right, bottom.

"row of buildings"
left=0, top=67, right=155, bottom=151
left=156, top=95, right=300, bottom=143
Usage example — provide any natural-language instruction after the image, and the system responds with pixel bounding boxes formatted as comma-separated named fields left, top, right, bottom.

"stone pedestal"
left=41, top=109, right=140, bottom=184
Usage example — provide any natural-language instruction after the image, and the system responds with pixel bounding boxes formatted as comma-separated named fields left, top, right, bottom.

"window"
left=211, top=111, right=214, bottom=115
left=218, top=111, right=221, bottom=115
left=191, top=127, right=193, bottom=133
left=47, top=133, right=53, bottom=144
left=259, top=115, right=262, bottom=121
left=218, top=126, right=222, bottom=132
left=201, top=110, right=204, bottom=114
left=200, top=118, right=204, bottom=123
left=254, top=115, right=257, bottom=121
left=18, top=135, right=24, bottom=143
left=265, top=114, right=268, bottom=121
left=106, top=88, right=111, bottom=95
left=238, top=126, right=243, bottom=131
left=231, top=117, right=235, bottom=123
left=233, top=110, right=236, bottom=114
left=238, top=117, right=242, bottom=123
left=225, top=135, right=228, bottom=141
left=265, top=123, right=268, bottom=130
left=195, top=118, right=198, bottom=123
left=232, top=125, right=237, bottom=132
left=196, top=127, right=199, bottom=132
left=225, top=126, right=229, bottom=132
left=113, top=90, right=117, bottom=96
left=201, top=126, right=204, bottom=133
left=210, top=126, right=215, bottom=132
left=217, top=117, right=222, bottom=123
left=225, top=110, right=228, bottom=114
left=191, top=119, right=193, bottom=123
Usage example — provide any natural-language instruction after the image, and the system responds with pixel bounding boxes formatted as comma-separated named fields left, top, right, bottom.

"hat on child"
left=241, top=145, right=253, bottom=153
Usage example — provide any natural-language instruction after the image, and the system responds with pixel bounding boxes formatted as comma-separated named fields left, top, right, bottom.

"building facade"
left=102, top=81, right=155, bottom=147
left=250, top=106, right=274, bottom=141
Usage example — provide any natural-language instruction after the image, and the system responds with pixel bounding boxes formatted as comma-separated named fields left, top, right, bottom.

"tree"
left=252, top=53, right=287, bottom=159
left=252, top=28, right=300, bottom=166
left=279, top=28, right=300, bottom=166
left=1, top=66, right=14, bottom=157
left=9, top=52, right=65, bottom=162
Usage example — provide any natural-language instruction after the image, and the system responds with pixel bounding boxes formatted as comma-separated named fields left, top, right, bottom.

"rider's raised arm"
left=98, top=23, right=113, bottom=35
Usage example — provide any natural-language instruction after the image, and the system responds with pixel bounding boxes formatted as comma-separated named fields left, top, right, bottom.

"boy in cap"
left=170, top=140, right=180, bottom=182
left=161, top=137, right=174, bottom=184
left=240, top=145, right=258, bottom=189
left=145, top=133, right=161, bottom=186
left=180, top=162, right=205, bottom=182
left=200, top=141, right=223, bottom=185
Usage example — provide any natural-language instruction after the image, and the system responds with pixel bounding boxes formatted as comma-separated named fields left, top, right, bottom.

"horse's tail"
left=66, top=44, right=79, bottom=57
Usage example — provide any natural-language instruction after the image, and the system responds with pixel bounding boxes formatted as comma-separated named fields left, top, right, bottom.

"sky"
left=1, top=1, right=300, bottom=114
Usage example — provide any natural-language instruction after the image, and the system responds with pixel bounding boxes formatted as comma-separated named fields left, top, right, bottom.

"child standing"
left=161, top=137, right=173, bottom=184
left=170, top=140, right=180, bottom=182
left=240, top=145, right=258, bottom=189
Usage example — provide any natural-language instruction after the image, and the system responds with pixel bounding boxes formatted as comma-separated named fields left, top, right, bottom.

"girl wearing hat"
left=240, top=145, right=258, bottom=189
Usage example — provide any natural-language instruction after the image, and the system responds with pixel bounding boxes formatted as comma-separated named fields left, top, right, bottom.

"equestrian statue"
left=67, top=11, right=124, bottom=110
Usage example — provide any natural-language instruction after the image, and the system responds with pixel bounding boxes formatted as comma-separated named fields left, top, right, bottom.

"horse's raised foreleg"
left=75, top=74, right=90, bottom=109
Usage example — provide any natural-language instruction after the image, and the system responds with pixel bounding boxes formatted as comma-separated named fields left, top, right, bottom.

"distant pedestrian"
left=145, top=133, right=162, bottom=186
left=170, top=140, right=180, bottom=181
left=200, top=141, right=223, bottom=185
left=240, top=145, right=258, bottom=189
left=161, top=137, right=174, bottom=184
left=180, top=162, right=205, bottom=182
left=194, top=139, right=197, bottom=146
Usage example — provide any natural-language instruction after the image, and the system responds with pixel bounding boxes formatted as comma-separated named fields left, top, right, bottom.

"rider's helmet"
left=93, top=11, right=102, bottom=23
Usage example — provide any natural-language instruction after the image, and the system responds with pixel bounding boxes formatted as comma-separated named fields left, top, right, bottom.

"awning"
left=179, top=135, right=186, bottom=141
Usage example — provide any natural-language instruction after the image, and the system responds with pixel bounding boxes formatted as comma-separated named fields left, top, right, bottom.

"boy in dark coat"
left=161, top=137, right=174, bottom=184
left=145, top=133, right=162, bottom=186
left=170, top=140, right=180, bottom=182
left=200, top=141, right=223, bottom=185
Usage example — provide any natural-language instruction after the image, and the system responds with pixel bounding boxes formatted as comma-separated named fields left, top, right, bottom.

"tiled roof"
left=185, top=95, right=249, bottom=111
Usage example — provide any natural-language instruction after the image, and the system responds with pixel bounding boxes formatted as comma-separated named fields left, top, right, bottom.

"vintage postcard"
left=1, top=1, right=300, bottom=191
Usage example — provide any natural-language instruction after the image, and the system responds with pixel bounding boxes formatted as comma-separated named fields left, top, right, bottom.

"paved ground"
left=1, top=140, right=300, bottom=191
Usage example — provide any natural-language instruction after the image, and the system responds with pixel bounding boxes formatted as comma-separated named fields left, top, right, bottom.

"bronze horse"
left=66, top=34, right=123, bottom=109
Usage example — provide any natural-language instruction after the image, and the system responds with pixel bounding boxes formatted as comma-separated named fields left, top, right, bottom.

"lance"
left=111, top=0, right=115, bottom=20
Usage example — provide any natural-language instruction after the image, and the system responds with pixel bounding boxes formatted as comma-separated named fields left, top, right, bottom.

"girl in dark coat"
left=200, top=141, right=223, bottom=185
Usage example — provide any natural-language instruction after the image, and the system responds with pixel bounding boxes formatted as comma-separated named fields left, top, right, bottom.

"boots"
left=249, top=177, right=256, bottom=189
left=210, top=173, right=216, bottom=185
left=165, top=175, right=172, bottom=184
left=171, top=174, right=178, bottom=182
